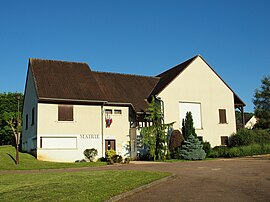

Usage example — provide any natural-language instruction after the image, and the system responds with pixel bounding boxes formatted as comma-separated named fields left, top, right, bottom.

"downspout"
left=101, top=102, right=107, bottom=157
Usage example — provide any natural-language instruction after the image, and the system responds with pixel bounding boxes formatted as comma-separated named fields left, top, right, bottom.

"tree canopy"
left=0, top=92, right=23, bottom=145
left=253, top=75, right=270, bottom=129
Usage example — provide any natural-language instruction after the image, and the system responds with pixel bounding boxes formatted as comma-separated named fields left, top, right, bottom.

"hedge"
left=228, top=129, right=270, bottom=147
left=208, top=144, right=270, bottom=158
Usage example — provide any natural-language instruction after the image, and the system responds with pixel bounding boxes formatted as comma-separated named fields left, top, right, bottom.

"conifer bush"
left=180, top=112, right=206, bottom=160
left=180, top=135, right=206, bottom=160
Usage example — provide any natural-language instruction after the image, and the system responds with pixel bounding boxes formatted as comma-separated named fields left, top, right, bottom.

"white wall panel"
left=179, top=102, right=202, bottom=129
left=41, top=137, right=77, bottom=149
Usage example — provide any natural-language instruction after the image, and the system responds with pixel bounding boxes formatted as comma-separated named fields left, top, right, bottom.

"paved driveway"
left=115, top=156, right=270, bottom=202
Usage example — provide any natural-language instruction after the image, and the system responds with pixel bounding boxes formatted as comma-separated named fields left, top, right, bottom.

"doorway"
left=105, top=139, right=116, bottom=152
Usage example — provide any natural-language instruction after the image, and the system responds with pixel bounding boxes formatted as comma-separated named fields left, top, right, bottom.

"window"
left=31, top=108, right=35, bottom=125
left=221, top=136, right=228, bottom=146
left=179, top=102, right=202, bottom=129
left=114, top=109, right=122, bottom=115
left=58, top=105, right=73, bottom=121
left=105, top=109, right=112, bottom=114
left=25, top=114, right=28, bottom=130
left=219, top=109, right=227, bottom=124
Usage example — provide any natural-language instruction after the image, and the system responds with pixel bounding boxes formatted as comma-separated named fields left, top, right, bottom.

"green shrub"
left=253, top=129, right=270, bottom=145
left=202, top=141, right=211, bottom=157
left=229, top=129, right=270, bottom=148
left=209, top=144, right=270, bottom=158
left=105, top=149, right=116, bottom=160
left=84, top=148, right=98, bottom=162
left=180, top=135, right=206, bottom=160
left=111, top=155, right=123, bottom=163
left=208, top=146, right=229, bottom=158
left=124, top=157, right=131, bottom=164
left=229, top=129, right=255, bottom=147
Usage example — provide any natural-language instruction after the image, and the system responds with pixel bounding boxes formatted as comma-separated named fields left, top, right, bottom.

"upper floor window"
left=105, top=109, right=113, bottom=114
left=219, top=109, right=227, bottom=124
left=114, top=109, right=122, bottom=115
left=31, top=107, right=35, bottom=125
left=58, top=105, right=73, bottom=121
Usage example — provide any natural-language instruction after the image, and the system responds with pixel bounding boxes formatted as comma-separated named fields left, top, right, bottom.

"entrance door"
left=105, top=139, right=116, bottom=151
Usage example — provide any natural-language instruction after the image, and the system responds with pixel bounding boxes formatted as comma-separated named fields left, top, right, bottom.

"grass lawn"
left=0, top=170, right=170, bottom=201
left=0, top=145, right=107, bottom=170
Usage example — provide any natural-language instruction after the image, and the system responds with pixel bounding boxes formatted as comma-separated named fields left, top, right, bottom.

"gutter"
left=101, top=102, right=107, bottom=157
left=38, top=97, right=107, bottom=104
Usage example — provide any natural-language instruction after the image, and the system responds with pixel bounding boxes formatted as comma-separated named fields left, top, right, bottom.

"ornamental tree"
left=182, top=111, right=196, bottom=140
left=253, top=75, right=270, bottom=129
left=180, top=135, right=206, bottom=160
left=140, top=97, right=174, bottom=160
left=180, top=112, right=206, bottom=160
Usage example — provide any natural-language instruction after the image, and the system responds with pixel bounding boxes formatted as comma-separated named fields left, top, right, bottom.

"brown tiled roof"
left=30, top=58, right=159, bottom=112
left=29, top=55, right=245, bottom=113
left=93, top=71, right=159, bottom=112
left=30, top=58, right=105, bottom=101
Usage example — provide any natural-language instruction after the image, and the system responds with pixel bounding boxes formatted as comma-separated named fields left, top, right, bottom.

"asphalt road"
left=116, top=156, right=270, bottom=202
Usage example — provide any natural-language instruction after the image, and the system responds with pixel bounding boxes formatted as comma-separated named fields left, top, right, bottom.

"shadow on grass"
left=7, top=153, right=16, bottom=164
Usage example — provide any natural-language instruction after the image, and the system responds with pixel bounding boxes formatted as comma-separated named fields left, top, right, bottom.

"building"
left=22, top=55, right=245, bottom=162
left=245, top=115, right=257, bottom=129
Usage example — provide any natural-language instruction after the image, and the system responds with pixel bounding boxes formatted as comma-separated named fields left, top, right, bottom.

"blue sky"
left=0, top=0, right=269, bottom=112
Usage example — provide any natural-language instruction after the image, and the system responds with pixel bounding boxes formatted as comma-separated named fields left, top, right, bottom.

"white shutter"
left=179, top=102, right=202, bottom=129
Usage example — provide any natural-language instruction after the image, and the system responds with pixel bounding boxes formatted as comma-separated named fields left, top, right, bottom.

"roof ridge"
left=93, top=70, right=159, bottom=79
left=29, top=58, right=88, bottom=65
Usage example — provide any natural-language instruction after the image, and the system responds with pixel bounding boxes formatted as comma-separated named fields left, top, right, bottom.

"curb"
left=106, top=173, right=176, bottom=202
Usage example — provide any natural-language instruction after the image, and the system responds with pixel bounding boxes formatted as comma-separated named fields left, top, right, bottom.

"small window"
left=114, top=109, right=122, bottom=115
left=219, top=109, right=227, bottom=124
left=105, top=109, right=112, bottom=114
left=58, top=105, right=73, bottom=121
left=221, top=136, right=228, bottom=146
left=31, top=108, right=35, bottom=125
left=25, top=114, right=28, bottom=130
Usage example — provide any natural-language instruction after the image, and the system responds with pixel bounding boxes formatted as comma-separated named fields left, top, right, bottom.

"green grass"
left=0, top=145, right=106, bottom=170
left=0, top=170, right=170, bottom=201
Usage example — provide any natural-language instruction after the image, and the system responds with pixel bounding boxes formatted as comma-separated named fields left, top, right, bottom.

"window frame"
left=105, top=109, right=113, bottom=114
left=58, top=105, right=74, bottom=121
left=219, top=109, right=227, bottom=124
left=221, top=136, right=228, bottom=146
left=114, top=109, right=122, bottom=115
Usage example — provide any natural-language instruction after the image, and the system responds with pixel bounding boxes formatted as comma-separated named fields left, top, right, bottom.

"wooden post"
left=241, top=106, right=245, bottom=128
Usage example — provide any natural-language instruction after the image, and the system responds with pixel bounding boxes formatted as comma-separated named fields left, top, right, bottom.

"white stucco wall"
left=37, top=104, right=102, bottom=162
left=36, top=103, right=130, bottom=162
left=103, top=106, right=130, bottom=157
left=22, top=66, right=38, bottom=152
left=158, top=57, right=236, bottom=146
